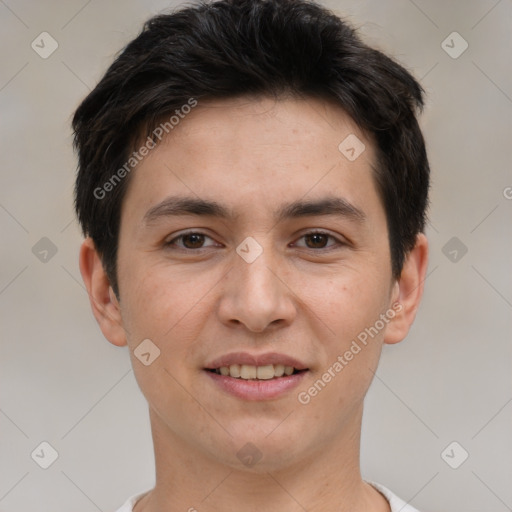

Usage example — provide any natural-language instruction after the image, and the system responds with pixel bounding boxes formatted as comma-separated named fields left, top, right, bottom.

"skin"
left=80, top=96, right=428, bottom=512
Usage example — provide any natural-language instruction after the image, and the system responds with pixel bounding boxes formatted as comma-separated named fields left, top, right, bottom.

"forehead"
left=121, top=95, right=381, bottom=224
left=162, top=95, right=372, bottom=161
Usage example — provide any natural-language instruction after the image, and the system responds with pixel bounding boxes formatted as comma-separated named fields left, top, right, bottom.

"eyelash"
left=164, top=230, right=345, bottom=252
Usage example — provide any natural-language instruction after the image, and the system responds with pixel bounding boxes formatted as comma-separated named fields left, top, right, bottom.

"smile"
left=207, top=364, right=304, bottom=380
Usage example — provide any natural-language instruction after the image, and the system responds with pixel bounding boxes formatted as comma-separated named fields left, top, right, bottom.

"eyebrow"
left=142, top=195, right=366, bottom=225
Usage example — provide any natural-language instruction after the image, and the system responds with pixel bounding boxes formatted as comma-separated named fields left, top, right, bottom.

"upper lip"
left=205, top=352, right=309, bottom=370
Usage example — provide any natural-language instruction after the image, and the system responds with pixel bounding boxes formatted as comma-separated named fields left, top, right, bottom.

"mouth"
left=205, top=364, right=307, bottom=380
left=203, top=353, right=310, bottom=400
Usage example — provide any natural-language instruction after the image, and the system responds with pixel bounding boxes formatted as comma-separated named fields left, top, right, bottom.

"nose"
left=216, top=241, right=297, bottom=332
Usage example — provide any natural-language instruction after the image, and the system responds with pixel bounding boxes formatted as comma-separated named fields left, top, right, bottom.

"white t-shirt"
left=114, top=481, right=420, bottom=511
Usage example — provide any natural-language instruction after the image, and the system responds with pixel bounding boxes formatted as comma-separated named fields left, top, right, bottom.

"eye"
left=164, top=230, right=344, bottom=252
left=165, top=231, right=218, bottom=250
left=293, top=231, right=343, bottom=250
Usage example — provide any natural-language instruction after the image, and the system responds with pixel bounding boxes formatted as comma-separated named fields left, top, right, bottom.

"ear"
left=79, top=237, right=127, bottom=347
left=384, top=233, right=429, bottom=345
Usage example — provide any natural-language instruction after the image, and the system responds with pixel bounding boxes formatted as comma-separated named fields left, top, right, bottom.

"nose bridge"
left=217, top=235, right=295, bottom=331
left=235, top=235, right=281, bottom=301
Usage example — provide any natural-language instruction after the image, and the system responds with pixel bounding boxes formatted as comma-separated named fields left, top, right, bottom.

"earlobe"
left=79, top=238, right=127, bottom=347
left=384, top=233, right=429, bottom=345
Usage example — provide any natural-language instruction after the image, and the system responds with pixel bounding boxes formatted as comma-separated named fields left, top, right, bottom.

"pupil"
left=183, top=233, right=204, bottom=248
left=306, top=233, right=327, bottom=248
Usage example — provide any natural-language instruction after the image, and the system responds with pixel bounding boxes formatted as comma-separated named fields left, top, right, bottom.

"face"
left=96, top=96, right=409, bottom=470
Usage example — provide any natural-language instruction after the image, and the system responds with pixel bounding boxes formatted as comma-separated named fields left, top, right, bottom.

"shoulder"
left=113, top=490, right=149, bottom=512
left=367, top=481, right=421, bottom=512
left=115, top=485, right=420, bottom=512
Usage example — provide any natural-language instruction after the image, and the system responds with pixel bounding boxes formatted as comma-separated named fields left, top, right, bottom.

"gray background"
left=1, top=0, right=511, bottom=510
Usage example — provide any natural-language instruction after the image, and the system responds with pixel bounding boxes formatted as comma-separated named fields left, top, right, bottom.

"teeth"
left=214, top=364, right=298, bottom=379
left=274, top=364, right=285, bottom=377
left=240, top=364, right=257, bottom=379
left=256, top=365, right=275, bottom=380
left=229, top=364, right=241, bottom=378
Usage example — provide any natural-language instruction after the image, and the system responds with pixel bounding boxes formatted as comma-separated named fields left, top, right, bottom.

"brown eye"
left=180, top=233, right=206, bottom=249
left=304, top=233, right=329, bottom=249
left=293, top=231, right=343, bottom=251
left=165, top=231, right=217, bottom=250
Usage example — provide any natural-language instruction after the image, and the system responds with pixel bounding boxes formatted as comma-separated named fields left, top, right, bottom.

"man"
left=73, top=0, right=430, bottom=510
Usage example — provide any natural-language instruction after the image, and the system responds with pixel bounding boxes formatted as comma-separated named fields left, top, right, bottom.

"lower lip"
left=204, top=370, right=308, bottom=401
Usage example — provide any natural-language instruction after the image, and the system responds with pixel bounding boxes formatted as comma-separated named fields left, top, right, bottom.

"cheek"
left=119, top=259, right=202, bottom=341
left=118, top=260, right=220, bottom=391
left=302, top=267, right=391, bottom=345
left=299, top=267, right=391, bottom=402
left=118, top=265, right=210, bottom=410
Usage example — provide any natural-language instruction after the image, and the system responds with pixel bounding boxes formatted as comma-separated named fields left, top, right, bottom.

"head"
left=74, top=0, right=429, bottom=471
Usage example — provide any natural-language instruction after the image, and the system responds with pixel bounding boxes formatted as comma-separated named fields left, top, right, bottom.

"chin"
left=219, top=424, right=304, bottom=469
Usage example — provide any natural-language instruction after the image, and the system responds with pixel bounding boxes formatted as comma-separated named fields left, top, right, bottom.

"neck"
left=134, top=405, right=389, bottom=512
